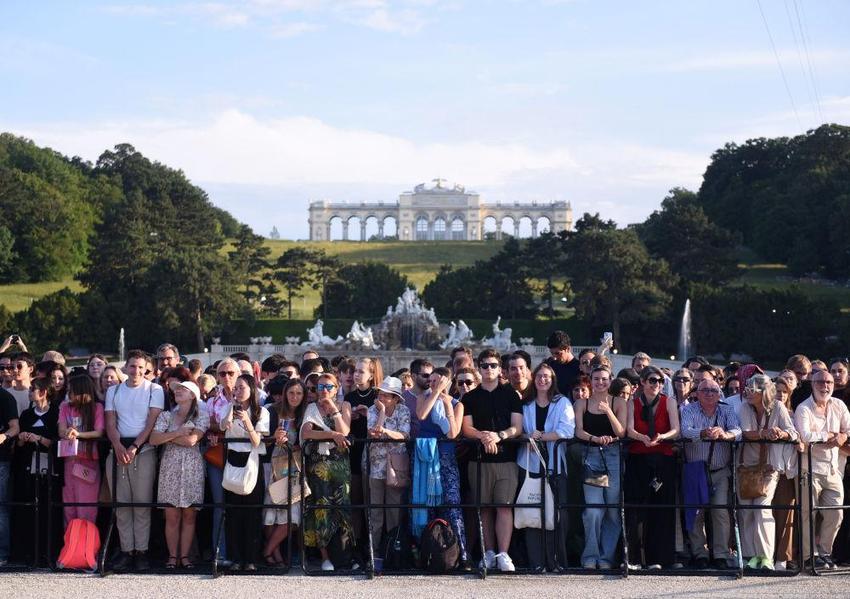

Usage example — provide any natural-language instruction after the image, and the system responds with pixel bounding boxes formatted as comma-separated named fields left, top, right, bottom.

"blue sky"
left=3, top=0, right=849, bottom=239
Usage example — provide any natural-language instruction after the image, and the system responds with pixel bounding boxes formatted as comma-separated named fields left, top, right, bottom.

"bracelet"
left=129, top=443, right=138, bottom=451
left=330, top=411, right=341, bottom=417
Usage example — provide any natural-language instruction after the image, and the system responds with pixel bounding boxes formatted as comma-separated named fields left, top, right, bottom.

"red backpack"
left=57, top=518, right=101, bottom=571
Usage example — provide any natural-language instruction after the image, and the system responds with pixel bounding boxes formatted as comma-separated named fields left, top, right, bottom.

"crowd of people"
left=0, top=331, right=849, bottom=576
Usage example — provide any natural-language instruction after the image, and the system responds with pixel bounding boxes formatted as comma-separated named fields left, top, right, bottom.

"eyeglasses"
left=698, top=388, right=721, bottom=395
left=673, top=377, right=692, bottom=383
left=12, top=363, right=28, bottom=370
left=645, top=377, right=664, bottom=385
left=580, top=359, right=592, bottom=366
left=306, top=385, right=317, bottom=392
left=218, top=371, right=237, bottom=377
left=813, top=380, right=834, bottom=386
left=457, top=379, right=475, bottom=386
left=479, top=363, right=499, bottom=370
left=418, top=372, right=432, bottom=378
left=317, top=383, right=336, bottom=392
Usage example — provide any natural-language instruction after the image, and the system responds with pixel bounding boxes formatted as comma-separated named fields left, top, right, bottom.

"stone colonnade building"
left=308, top=179, right=572, bottom=241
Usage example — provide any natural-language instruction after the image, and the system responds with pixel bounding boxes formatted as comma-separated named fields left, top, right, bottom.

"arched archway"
left=433, top=217, right=447, bottom=240
left=451, top=217, right=465, bottom=240
left=482, top=215, right=498, bottom=239
left=364, top=216, right=380, bottom=240
left=382, top=216, right=397, bottom=238
left=501, top=216, right=516, bottom=238
left=415, top=217, right=429, bottom=241
left=347, top=216, right=362, bottom=241
left=536, top=216, right=551, bottom=235
left=518, top=216, right=533, bottom=238
left=329, top=216, right=344, bottom=241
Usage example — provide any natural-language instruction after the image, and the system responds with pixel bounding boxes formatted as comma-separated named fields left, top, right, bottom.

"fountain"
left=118, top=327, right=125, bottom=363
left=375, top=288, right=442, bottom=350
left=678, top=298, right=692, bottom=361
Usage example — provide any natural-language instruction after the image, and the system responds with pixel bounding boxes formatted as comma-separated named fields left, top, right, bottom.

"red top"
left=630, top=393, right=674, bottom=456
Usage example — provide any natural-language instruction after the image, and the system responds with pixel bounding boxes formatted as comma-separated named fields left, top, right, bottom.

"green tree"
left=274, top=247, right=318, bottom=320
left=563, top=226, right=676, bottom=345
left=13, top=288, right=81, bottom=353
left=306, top=250, right=343, bottom=320
left=522, top=232, right=565, bottom=317
left=635, top=187, right=739, bottom=286
left=314, top=261, right=409, bottom=319
left=229, top=224, right=273, bottom=309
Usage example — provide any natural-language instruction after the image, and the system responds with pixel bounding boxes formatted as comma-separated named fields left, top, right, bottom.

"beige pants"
left=368, top=477, right=405, bottom=548
left=801, top=470, right=844, bottom=560
left=689, top=467, right=731, bottom=561
left=738, top=471, right=779, bottom=559
left=106, top=449, right=157, bottom=552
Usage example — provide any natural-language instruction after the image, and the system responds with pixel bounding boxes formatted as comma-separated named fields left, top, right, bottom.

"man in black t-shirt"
left=0, top=386, right=19, bottom=566
left=545, top=330, right=580, bottom=396
left=462, top=349, right=522, bottom=572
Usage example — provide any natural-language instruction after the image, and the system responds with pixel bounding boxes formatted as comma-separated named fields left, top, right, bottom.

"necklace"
left=356, top=387, right=372, bottom=398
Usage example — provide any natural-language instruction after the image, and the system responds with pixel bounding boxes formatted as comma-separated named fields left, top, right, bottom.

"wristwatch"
left=498, top=431, right=507, bottom=441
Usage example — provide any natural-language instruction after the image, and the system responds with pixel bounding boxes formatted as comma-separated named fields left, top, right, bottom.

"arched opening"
left=347, top=216, right=362, bottom=241
left=501, top=216, right=516, bottom=238
left=415, top=217, right=429, bottom=241
left=518, top=216, right=533, bottom=238
left=364, top=216, right=380, bottom=240
left=482, top=215, right=498, bottom=240
left=451, top=218, right=465, bottom=240
left=329, top=216, right=344, bottom=241
left=382, top=216, right=397, bottom=238
left=536, top=216, right=551, bottom=235
left=433, top=217, right=447, bottom=240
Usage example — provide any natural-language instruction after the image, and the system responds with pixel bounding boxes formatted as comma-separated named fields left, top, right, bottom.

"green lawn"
left=0, top=280, right=83, bottom=313
left=735, top=263, right=850, bottom=310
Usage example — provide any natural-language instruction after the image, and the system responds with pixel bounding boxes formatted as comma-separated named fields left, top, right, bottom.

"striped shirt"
left=680, top=401, right=741, bottom=469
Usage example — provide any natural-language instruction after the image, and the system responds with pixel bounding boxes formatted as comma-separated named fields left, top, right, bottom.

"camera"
left=10, top=335, right=19, bottom=344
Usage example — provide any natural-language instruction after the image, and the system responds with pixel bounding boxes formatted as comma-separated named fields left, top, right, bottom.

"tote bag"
left=513, top=439, right=555, bottom=530
left=222, top=447, right=259, bottom=495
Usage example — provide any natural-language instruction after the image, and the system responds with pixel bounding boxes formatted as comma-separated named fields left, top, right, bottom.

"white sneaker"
left=775, top=561, right=787, bottom=571
left=479, top=550, right=496, bottom=569
left=321, top=559, right=335, bottom=571
left=496, top=552, right=516, bottom=572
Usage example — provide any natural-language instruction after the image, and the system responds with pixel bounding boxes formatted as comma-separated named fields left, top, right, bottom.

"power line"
left=783, top=0, right=817, bottom=125
left=793, top=0, right=826, bottom=124
left=756, top=0, right=804, bottom=131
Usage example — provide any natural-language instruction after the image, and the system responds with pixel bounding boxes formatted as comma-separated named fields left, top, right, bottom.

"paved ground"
left=1, top=571, right=849, bottom=599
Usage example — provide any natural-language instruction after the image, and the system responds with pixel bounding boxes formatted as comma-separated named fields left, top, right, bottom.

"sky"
left=2, top=0, right=849, bottom=239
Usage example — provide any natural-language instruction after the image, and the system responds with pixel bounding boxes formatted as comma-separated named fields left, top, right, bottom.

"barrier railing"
left=0, top=434, right=836, bottom=579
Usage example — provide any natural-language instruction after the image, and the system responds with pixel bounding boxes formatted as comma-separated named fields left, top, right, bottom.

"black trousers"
left=224, top=456, right=265, bottom=565
left=625, top=453, right=676, bottom=567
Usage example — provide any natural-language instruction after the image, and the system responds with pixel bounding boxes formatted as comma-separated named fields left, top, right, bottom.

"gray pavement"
left=0, top=571, right=847, bottom=599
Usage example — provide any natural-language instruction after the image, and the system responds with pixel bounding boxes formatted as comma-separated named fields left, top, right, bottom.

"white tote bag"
left=513, top=439, right=555, bottom=530
left=222, top=446, right=259, bottom=495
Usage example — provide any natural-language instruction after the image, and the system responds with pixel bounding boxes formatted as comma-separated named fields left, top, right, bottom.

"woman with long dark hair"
left=220, top=374, right=270, bottom=571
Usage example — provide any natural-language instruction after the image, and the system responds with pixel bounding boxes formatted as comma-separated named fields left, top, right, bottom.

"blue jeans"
left=581, top=445, right=621, bottom=566
left=0, top=461, right=9, bottom=560
left=207, top=463, right=227, bottom=561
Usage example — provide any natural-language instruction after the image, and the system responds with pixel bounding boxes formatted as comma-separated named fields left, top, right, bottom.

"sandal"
left=264, top=553, right=280, bottom=567
left=165, top=555, right=178, bottom=569
left=179, top=555, right=195, bottom=569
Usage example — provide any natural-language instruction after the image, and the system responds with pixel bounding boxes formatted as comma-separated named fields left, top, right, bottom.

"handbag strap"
left=739, top=406, right=769, bottom=467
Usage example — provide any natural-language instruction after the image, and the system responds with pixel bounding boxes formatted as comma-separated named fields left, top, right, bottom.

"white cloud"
left=270, top=21, right=322, bottom=37
left=5, top=108, right=709, bottom=234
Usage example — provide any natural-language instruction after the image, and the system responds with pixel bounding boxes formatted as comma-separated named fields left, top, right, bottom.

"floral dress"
left=155, top=404, right=210, bottom=508
left=302, top=403, right=354, bottom=549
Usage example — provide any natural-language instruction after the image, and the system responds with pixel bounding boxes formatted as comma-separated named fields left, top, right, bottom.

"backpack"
left=382, top=525, right=416, bottom=570
left=418, top=518, right=459, bottom=573
left=57, top=518, right=101, bottom=571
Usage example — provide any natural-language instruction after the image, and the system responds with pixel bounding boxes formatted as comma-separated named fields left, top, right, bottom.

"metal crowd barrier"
left=0, top=434, right=842, bottom=579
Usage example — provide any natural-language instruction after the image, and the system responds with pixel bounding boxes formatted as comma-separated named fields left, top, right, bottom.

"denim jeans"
left=207, top=463, right=227, bottom=560
left=0, top=461, right=10, bottom=560
left=581, top=445, right=621, bottom=567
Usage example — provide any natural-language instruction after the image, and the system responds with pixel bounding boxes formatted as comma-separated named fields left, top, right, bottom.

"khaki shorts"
left=468, top=461, right=518, bottom=506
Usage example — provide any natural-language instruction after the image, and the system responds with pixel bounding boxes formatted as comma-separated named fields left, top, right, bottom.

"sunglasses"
left=457, top=379, right=475, bottom=386
left=12, top=363, right=28, bottom=370
left=0, top=365, right=10, bottom=370
left=418, top=371, right=433, bottom=378
left=479, top=363, right=499, bottom=370
left=698, top=388, right=721, bottom=395
left=218, top=370, right=237, bottom=377
left=317, top=383, right=336, bottom=392
left=645, top=377, right=664, bottom=385
left=580, top=359, right=592, bottom=366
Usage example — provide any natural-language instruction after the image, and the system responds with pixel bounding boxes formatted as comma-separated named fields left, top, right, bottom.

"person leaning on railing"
left=574, top=365, right=625, bottom=571
left=625, top=365, right=681, bottom=571
left=794, top=369, right=850, bottom=570
left=737, top=373, right=798, bottom=571
left=680, top=378, right=741, bottom=570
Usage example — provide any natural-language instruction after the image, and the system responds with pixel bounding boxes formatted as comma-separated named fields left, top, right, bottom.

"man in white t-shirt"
left=7, top=351, right=34, bottom=417
left=105, top=349, right=165, bottom=571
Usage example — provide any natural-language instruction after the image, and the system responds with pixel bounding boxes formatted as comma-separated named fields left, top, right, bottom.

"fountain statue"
left=480, top=316, right=515, bottom=352
left=302, top=319, right=344, bottom=348
left=346, top=320, right=379, bottom=350
left=440, top=319, right=475, bottom=350
left=678, top=298, right=692, bottom=360
left=375, top=287, right=443, bottom=350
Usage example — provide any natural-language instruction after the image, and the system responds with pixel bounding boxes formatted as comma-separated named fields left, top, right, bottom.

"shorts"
left=468, top=461, right=518, bottom=506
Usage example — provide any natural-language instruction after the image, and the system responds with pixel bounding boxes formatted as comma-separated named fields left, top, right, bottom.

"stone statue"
left=302, top=319, right=343, bottom=347
left=440, top=318, right=475, bottom=349
left=426, top=307, right=438, bottom=326
left=481, top=315, right=514, bottom=351
left=346, top=320, right=378, bottom=349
